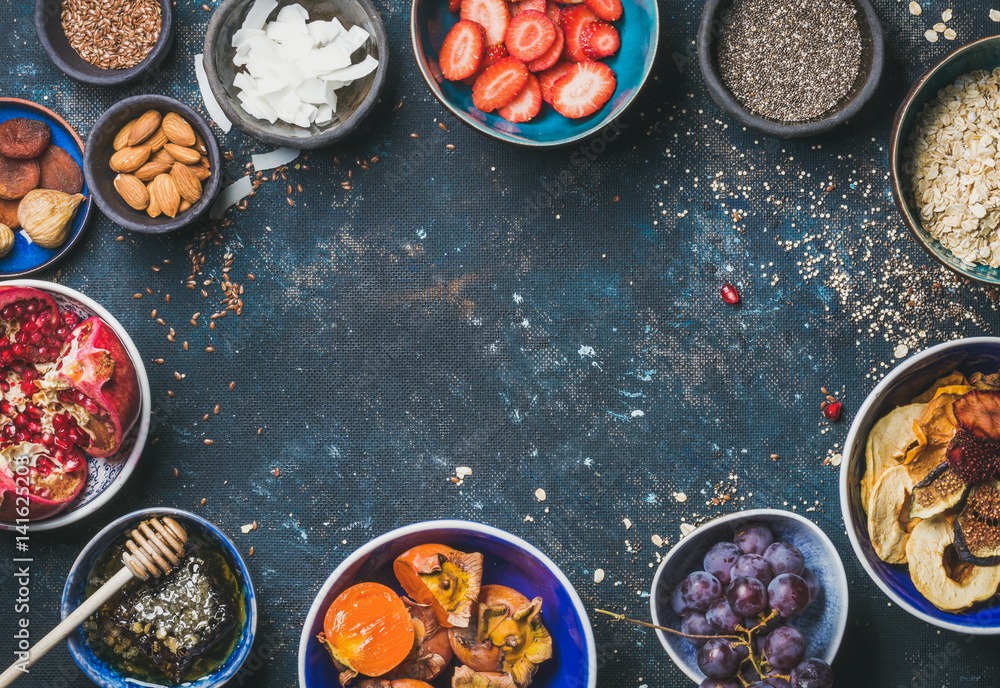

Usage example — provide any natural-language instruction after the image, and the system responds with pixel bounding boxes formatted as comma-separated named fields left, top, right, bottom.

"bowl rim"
left=33, top=0, right=175, bottom=86
left=0, top=97, right=94, bottom=278
left=82, top=94, right=223, bottom=234
left=296, top=518, right=598, bottom=688
left=649, top=508, right=849, bottom=683
left=888, top=35, right=1000, bottom=286
left=0, top=279, right=151, bottom=532
left=409, top=0, right=660, bottom=148
left=839, top=336, right=1000, bottom=634
left=696, top=0, right=884, bottom=138
left=62, top=507, right=259, bottom=688
left=202, top=0, right=389, bottom=150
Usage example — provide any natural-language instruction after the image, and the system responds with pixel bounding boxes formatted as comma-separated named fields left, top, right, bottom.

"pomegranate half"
left=0, top=286, right=140, bottom=522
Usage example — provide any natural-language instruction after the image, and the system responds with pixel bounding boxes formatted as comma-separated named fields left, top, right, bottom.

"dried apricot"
left=0, top=156, right=40, bottom=200
left=0, top=199, right=20, bottom=229
left=38, top=146, right=83, bottom=195
left=0, top=118, right=51, bottom=160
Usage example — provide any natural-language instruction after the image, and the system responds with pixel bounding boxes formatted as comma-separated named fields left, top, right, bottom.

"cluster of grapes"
left=672, top=522, right=834, bottom=688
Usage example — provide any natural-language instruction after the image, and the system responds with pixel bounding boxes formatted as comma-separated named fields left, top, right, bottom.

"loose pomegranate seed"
left=824, top=401, right=842, bottom=421
left=721, top=284, right=741, bottom=304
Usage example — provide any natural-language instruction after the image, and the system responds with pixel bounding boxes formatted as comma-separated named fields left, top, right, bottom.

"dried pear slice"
left=868, top=464, right=913, bottom=564
left=906, top=393, right=961, bottom=464
left=913, top=372, right=969, bottom=403
left=906, top=515, right=1000, bottom=612
left=863, top=403, right=926, bottom=511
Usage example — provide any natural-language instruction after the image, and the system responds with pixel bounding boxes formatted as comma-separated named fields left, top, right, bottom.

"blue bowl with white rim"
left=650, top=509, right=848, bottom=683
left=63, top=508, right=258, bottom=688
left=298, top=519, right=597, bottom=688
left=841, top=337, right=1000, bottom=633
left=411, top=0, right=658, bottom=146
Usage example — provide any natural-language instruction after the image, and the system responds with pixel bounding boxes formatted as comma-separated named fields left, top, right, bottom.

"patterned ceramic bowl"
left=840, top=337, right=1000, bottom=633
left=0, top=280, right=150, bottom=532
left=298, top=519, right=597, bottom=688
left=649, top=509, right=849, bottom=683
left=411, top=0, right=659, bottom=146
left=63, top=508, right=258, bottom=688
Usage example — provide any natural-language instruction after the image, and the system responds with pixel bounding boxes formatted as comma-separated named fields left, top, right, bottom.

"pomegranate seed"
left=824, top=401, right=842, bottom=421
left=721, top=284, right=741, bottom=305
left=35, top=458, right=52, bottom=477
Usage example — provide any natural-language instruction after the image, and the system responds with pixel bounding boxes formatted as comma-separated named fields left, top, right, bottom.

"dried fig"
left=0, top=199, right=20, bottom=229
left=38, top=145, right=83, bottom=195
left=0, top=118, right=51, bottom=159
left=17, top=189, right=84, bottom=248
left=0, top=156, right=40, bottom=200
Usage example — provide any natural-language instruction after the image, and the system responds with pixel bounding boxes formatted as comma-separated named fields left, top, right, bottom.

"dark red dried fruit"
left=0, top=156, right=39, bottom=200
left=953, top=390, right=1000, bottom=442
left=721, top=284, right=740, bottom=304
left=38, top=145, right=83, bottom=195
left=0, top=118, right=51, bottom=160
left=824, top=401, right=842, bottom=421
left=0, top=198, right=19, bottom=229
left=947, top=428, right=1000, bottom=484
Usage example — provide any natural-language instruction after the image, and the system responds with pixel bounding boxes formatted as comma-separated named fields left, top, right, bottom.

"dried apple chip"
left=394, top=544, right=483, bottom=628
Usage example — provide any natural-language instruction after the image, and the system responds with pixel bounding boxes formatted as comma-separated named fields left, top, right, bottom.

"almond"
left=109, top=145, right=151, bottom=173
left=114, top=120, right=137, bottom=151
left=162, top=113, right=197, bottom=147
left=149, top=173, right=180, bottom=218
left=194, top=134, right=208, bottom=155
left=135, top=160, right=172, bottom=182
left=146, top=127, right=169, bottom=152
left=128, top=110, right=162, bottom=146
left=170, top=162, right=202, bottom=204
left=188, top=164, right=211, bottom=181
left=179, top=198, right=192, bottom=213
left=146, top=190, right=161, bottom=218
left=163, top=143, right=201, bottom=165
left=152, top=148, right=175, bottom=166
left=114, top=174, right=149, bottom=210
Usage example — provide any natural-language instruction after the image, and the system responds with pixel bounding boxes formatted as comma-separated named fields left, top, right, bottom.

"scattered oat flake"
left=941, top=8, right=952, bottom=21
left=623, top=518, right=633, bottom=529
left=932, top=22, right=946, bottom=32
left=924, top=29, right=939, bottom=42
left=909, top=1, right=921, bottom=14
left=830, top=453, right=843, bottom=467
left=241, top=523, right=255, bottom=534
left=456, top=466, right=473, bottom=478
left=894, top=343, right=909, bottom=359
left=651, top=534, right=664, bottom=548
left=673, top=492, right=688, bottom=503
left=991, top=9, right=1000, bottom=22
left=594, top=568, right=605, bottom=583
left=534, top=488, right=547, bottom=501
left=944, top=27, right=956, bottom=40
left=680, top=523, right=695, bottom=537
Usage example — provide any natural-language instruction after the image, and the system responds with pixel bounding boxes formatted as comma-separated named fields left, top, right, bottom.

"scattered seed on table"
left=204, top=439, right=214, bottom=445
left=116, top=236, right=124, bottom=241
left=167, top=390, right=175, bottom=397
left=410, top=133, right=419, bottom=138
left=248, top=546, right=255, bottom=556
left=200, top=498, right=207, bottom=506
left=535, top=488, right=546, bottom=501
left=229, top=381, right=235, bottom=390
left=273, top=468, right=280, bottom=477
left=173, top=468, right=179, bottom=478
left=154, top=358, right=164, bottom=364
left=257, top=428, right=263, bottom=435
left=446, top=144, right=456, bottom=150
left=182, top=341, right=189, bottom=350
left=133, top=293, right=142, bottom=299
left=770, top=453, right=780, bottom=459
left=203, top=413, right=209, bottom=421
left=594, top=569, right=605, bottom=583
left=206, top=346, right=215, bottom=352
left=165, top=294, right=171, bottom=303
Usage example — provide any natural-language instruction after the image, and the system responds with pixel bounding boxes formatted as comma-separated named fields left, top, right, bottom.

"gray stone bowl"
left=203, top=0, right=388, bottom=149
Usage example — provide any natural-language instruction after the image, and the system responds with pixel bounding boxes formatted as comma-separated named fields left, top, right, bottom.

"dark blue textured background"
left=2, top=0, right=1000, bottom=686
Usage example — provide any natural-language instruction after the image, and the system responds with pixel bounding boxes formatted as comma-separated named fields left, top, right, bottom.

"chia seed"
left=716, top=0, right=863, bottom=123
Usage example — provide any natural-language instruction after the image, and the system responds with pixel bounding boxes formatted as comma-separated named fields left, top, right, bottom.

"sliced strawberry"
left=550, top=60, right=615, bottom=118
left=440, top=20, right=486, bottom=81
left=537, top=60, right=573, bottom=103
left=504, top=10, right=557, bottom=61
left=460, top=0, right=510, bottom=45
left=498, top=73, right=542, bottom=122
left=584, top=0, right=621, bottom=21
left=449, top=0, right=461, bottom=12
left=581, top=21, right=619, bottom=59
left=553, top=0, right=585, bottom=4
left=544, top=0, right=562, bottom=22
left=559, top=5, right=600, bottom=62
left=513, top=0, right=546, bottom=14
left=461, top=42, right=508, bottom=85
left=527, top=24, right=563, bottom=71
left=472, top=56, right=530, bottom=111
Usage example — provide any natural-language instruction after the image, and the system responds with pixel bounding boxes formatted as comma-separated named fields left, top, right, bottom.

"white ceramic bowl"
left=0, top=280, right=150, bottom=532
left=649, top=509, right=849, bottom=683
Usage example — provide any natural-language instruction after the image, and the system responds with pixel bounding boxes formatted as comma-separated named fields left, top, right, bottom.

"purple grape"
left=740, top=661, right=762, bottom=685
left=682, top=612, right=717, bottom=646
left=764, top=542, right=805, bottom=576
left=697, top=638, right=740, bottom=679
left=680, top=571, right=723, bottom=613
left=699, top=680, right=740, bottom=688
left=727, top=576, right=769, bottom=616
left=734, top=643, right=750, bottom=661
left=673, top=586, right=693, bottom=616
left=707, top=597, right=742, bottom=633
left=801, top=568, right=820, bottom=601
left=731, top=553, right=773, bottom=586
left=734, top=522, right=774, bottom=555
left=704, top=542, right=742, bottom=584
left=768, top=573, right=811, bottom=618
left=791, top=659, right=834, bottom=688
left=746, top=683, right=772, bottom=688
left=763, top=678, right=793, bottom=688
left=763, top=626, right=806, bottom=670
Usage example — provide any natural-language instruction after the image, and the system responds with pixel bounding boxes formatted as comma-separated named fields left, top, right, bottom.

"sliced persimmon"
left=354, top=680, right=436, bottom=688
left=393, top=543, right=483, bottom=628
left=319, top=582, right=416, bottom=686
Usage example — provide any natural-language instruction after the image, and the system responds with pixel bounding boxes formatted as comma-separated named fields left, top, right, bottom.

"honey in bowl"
left=81, top=524, right=245, bottom=685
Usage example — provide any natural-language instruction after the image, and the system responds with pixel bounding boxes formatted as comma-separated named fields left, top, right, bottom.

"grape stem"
left=593, top=609, right=740, bottom=640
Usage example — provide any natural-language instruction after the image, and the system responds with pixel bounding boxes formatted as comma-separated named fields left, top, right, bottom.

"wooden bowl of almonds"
left=83, top=95, right=222, bottom=234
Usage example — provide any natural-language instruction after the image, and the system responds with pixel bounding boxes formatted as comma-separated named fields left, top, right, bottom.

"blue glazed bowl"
left=650, top=509, right=848, bottom=683
left=410, top=0, right=658, bottom=146
left=890, top=36, right=1000, bottom=285
left=63, top=508, right=258, bottom=688
left=298, top=519, right=597, bottom=688
left=841, top=337, right=1000, bottom=634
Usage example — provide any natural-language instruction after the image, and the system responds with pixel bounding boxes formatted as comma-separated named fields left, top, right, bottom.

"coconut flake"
left=252, top=147, right=301, bottom=171
left=241, top=0, right=279, bottom=32
left=210, top=176, right=253, bottom=220
left=194, top=54, right=233, bottom=133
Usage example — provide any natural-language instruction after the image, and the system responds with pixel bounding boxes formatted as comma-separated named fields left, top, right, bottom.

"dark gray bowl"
left=83, top=95, right=223, bottom=234
left=697, top=0, right=884, bottom=138
left=34, top=0, right=175, bottom=86
left=203, top=0, right=388, bottom=149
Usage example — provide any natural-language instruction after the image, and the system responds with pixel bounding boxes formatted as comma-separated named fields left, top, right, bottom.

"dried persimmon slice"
left=0, top=156, right=40, bottom=200
left=393, top=543, right=483, bottom=628
left=0, top=118, right=51, bottom=160
left=38, top=145, right=83, bottom=195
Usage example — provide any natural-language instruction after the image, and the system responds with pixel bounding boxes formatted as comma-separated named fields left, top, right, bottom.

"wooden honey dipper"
left=0, top=517, right=188, bottom=687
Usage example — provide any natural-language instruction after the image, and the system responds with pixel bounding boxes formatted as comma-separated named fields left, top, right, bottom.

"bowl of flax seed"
left=34, top=0, right=175, bottom=86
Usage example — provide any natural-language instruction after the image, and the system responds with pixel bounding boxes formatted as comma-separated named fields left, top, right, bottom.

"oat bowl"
left=891, top=35, right=1000, bottom=285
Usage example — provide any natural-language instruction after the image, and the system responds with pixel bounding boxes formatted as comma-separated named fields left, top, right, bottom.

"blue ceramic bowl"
left=650, top=509, right=848, bottom=683
left=298, top=519, right=597, bottom=688
left=63, top=508, right=258, bottom=688
left=0, top=98, right=93, bottom=277
left=411, top=0, right=658, bottom=146
left=841, top=337, right=1000, bottom=634
left=890, top=36, right=1000, bottom=285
